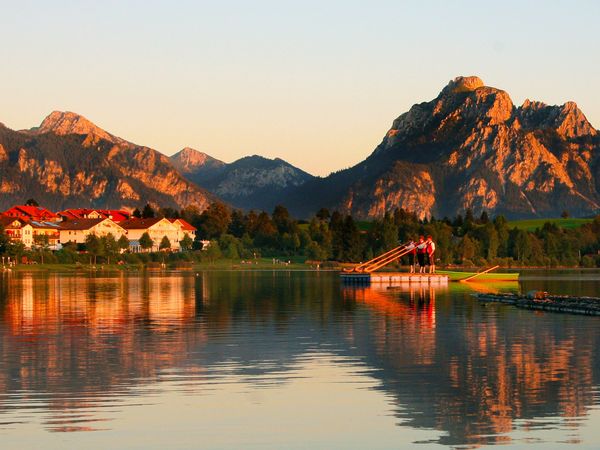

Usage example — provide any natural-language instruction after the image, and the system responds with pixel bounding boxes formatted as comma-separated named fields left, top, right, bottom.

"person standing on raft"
left=426, top=235, right=436, bottom=273
left=405, top=239, right=417, bottom=273
left=416, top=236, right=427, bottom=273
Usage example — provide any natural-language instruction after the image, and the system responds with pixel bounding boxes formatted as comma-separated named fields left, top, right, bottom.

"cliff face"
left=284, top=76, right=600, bottom=219
left=170, top=150, right=313, bottom=211
left=0, top=112, right=214, bottom=211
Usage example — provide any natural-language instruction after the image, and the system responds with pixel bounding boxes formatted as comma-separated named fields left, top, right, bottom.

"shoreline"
left=1, top=262, right=599, bottom=274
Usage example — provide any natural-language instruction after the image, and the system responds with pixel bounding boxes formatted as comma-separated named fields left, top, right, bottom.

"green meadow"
left=508, top=218, right=593, bottom=232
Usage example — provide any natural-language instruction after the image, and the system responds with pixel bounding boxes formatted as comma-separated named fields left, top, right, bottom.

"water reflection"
left=0, top=271, right=598, bottom=447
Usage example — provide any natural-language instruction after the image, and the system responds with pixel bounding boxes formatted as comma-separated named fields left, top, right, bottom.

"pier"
left=341, top=272, right=448, bottom=286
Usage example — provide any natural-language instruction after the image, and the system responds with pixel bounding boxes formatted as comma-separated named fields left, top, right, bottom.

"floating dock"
left=341, top=272, right=449, bottom=286
left=475, top=292, right=600, bottom=316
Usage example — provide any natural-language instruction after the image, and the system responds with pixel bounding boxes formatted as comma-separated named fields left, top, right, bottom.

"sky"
left=1, top=0, right=599, bottom=176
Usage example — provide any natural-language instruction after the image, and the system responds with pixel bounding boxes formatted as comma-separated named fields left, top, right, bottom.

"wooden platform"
left=341, top=272, right=449, bottom=285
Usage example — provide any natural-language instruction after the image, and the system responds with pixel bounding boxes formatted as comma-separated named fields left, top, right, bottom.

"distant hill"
left=170, top=150, right=313, bottom=211
left=0, top=111, right=215, bottom=211
left=280, top=76, right=600, bottom=220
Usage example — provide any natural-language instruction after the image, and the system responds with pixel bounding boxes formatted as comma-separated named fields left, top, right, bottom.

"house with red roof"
left=58, top=218, right=126, bottom=245
left=0, top=216, right=34, bottom=248
left=58, top=208, right=130, bottom=222
left=3, top=205, right=60, bottom=223
left=169, top=218, right=197, bottom=242
left=120, top=218, right=181, bottom=252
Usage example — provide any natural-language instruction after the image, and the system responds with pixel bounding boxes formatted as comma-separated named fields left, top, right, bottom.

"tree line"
left=2, top=201, right=600, bottom=267
left=176, top=202, right=600, bottom=267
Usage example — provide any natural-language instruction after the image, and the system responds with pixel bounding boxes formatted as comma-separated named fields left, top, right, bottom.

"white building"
left=169, top=218, right=197, bottom=243
left=0, top=216, right=33, bottom=248
left=119, top=218, right=181, bottom=251
left=58, top=218, right=126, bottom=245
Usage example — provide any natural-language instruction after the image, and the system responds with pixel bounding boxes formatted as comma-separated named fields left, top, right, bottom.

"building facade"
left=120, top=218, right=181, bottom=251
left=0, top=216, right=33, bottom=248
left=59, top=218, right=126, bottom=245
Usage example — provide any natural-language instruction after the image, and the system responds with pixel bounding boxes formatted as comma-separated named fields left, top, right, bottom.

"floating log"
left=475, top=292, right=600, bottom=316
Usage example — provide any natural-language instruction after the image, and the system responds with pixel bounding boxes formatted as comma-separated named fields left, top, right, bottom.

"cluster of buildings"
left=0, top=205, right=198, bottom=252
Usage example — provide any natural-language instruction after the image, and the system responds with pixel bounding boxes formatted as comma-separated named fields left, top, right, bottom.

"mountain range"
left=0, top=75, right=598, bottom=219
left=169, top=148, right=312, bottom=211
left=0, top=111, right=215, bottom=212
left=282, top=76, right=600, bottom=219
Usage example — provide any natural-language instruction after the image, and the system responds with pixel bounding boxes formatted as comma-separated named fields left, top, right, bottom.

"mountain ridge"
left=169, top=149, right=314, bottom=211
left=279, top=76, right=600, bottom=219
left=0, top=111, right=216, bottom=212
left=1, top=76, right=598, bottom=220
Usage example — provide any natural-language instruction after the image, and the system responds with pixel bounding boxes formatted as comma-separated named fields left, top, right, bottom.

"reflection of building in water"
left=0, top=273, right=206, bottom=422
left=3, top=274, right=198, bottom=335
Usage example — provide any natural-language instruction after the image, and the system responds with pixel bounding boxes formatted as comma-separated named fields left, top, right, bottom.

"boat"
left=437, top=269, right=519, bottom=282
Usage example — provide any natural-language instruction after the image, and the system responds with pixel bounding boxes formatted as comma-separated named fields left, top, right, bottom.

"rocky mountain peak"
left=442, top=76, right=485, bottom=95
left=287, top=75, right=600, bottom=220
left=170, top=147, right=225, bottom=175
left=518, top=99, right=597, bottom=139
left=555, top=101, right=596, bottom=138
left=384, top=76, right=514, bottom=147
left=33, top=111, right=125, bottom=145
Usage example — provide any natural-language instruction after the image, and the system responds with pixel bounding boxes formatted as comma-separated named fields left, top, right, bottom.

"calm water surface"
left=1, top=270, right=600, bottom=449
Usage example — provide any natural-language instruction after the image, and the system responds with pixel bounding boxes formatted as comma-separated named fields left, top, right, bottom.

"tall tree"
left=117, top=234, right=130, bottom=252
left=142, top=203, right=156, bottom=218
left=198, top=202, right=231, bottom=239
left=159, top=236, right=171, bottom=251
left=85, top=234, right=103, bottom=265
left=102, top=233, right=119, bottom=264
left=315, top=208, right=330, bottom=221
left=228, top=210, right=247, bottom=238
left=342, top=215, right=364, bottom=262
left=180, top=233, right=193, bottom=251
left=0, top=225, right=10, bottom=255
left=139, top=232, right=154, bottom=252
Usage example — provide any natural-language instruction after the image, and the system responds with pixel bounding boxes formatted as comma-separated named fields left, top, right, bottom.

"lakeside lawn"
left=3, top=257, right=326, bottom=273
left=508, top=218, right=593, bottom=232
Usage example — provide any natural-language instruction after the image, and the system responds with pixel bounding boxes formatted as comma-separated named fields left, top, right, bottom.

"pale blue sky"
left=1, top=1, right=598, bottom=175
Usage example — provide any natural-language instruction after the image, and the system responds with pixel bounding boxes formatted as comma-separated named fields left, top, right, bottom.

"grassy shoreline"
left=2, top=260, right=597, bottom=274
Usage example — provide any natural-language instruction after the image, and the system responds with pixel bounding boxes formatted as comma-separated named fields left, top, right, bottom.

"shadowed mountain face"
left=0, top=112, right=215, bottom=211
left=170, top=149, right=314, bottom=211
left=282, top=76, right=600, bottom=219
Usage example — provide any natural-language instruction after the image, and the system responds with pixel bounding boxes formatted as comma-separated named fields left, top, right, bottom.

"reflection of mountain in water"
left=341, top=285, right=599, bottom=446
left=0, top=272, right=598, bottom=445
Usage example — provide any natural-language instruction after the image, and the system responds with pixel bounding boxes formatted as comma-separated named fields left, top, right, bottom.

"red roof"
left=3, top=205, right=59, bottom=222
left=0, top=215, right=27, bottom=229
left=58, top=218, right=106, bottom=231
left=119, top=218, right=165, bottom=230
left=169, top=218, right=197, bottom=231
left=58, top=208, right=130, bottom=222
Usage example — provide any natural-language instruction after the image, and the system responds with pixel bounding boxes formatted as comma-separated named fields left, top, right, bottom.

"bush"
left=581, top=255, right=596, bottom=268
left=122, top=253, right=142, bottom=265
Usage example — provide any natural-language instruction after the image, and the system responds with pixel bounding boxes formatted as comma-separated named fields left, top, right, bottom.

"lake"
left=0, top=270, right=600, bottom=448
